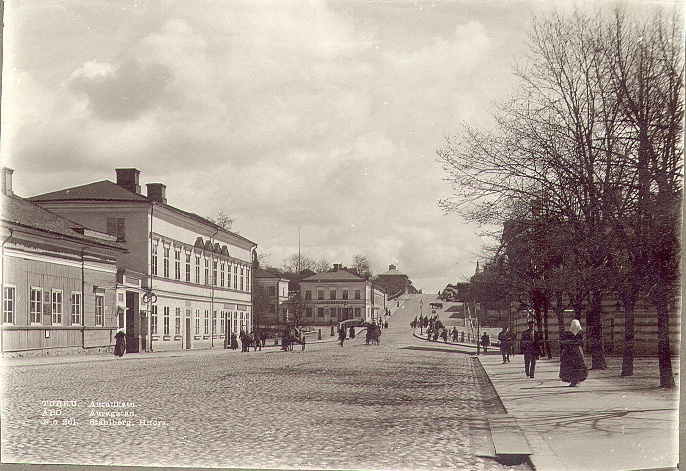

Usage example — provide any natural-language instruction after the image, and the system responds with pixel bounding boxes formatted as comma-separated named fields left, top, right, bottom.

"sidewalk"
left=478, top=354, right=679, bottom=471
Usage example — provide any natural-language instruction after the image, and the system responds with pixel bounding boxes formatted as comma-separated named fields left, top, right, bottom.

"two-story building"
left=1, top=168, right=127, bottom=356
left=29, top=168, right=257, bottom=352
left=253, top=268, right=291, bottom=332
left=298, top=264, right=387, bottom=326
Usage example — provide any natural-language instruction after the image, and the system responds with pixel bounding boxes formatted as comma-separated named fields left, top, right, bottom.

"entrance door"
left=125, top=292, right=140, bottom=353
left=185, top=317, right=191, bottom=349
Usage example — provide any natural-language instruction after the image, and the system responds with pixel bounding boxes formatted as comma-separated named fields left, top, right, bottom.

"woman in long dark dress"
left=114, top=329, right=126, bottom=357
left=559, top=319, right=588, bottom=387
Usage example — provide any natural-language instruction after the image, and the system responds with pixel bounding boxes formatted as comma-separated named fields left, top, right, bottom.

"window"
left=204, top=310, right=209, bottom=335
left=342, top=289, right=349, bottom=300
left=175, top=307, right=181, bottom=335
left=246, top=268, right=250, bottom=291
left=51, top=290, right=63, bottom=325
left=233, top=265, right=238, bottom=289
left=317, top=289, right=324, bottom=300
left=305, top=290, right=312, bottom=300
left=355, top=290, right=361, bottom=300
left=240, top=267, right=244, bottom=291
left=195, top=255, right=201, bottom=283
left=185, top=253, right=192, bottom=282
left=317, top=308, right=324, bottom=318
left=106, top=217, right=125, bottom=241
left=220, top=311, right=225, bottom=334
left=205, top=258, right=210, bottom=286
left=175, top=249, right=181, bottom=280
left=220, top=263, right=225, bottom=287
left=212, top=311, right=217, bottom=335
left=213, top=261, right=218, bottom=287
left=330, top=289, right=336, bottom=300
left=3, top=287, right=15, bottom=324
left=355, top=307, right=361, bottom=318
left=163, top=307, right=170, bottom=335
left=163, top=247, right=170, bottom=278
left=95, top=294, right=104, bottom=326
left=151, top=245, right=158, bottom=276
left=151, top=306, right=158, bottom=335
left=30, top=288, right=43, bottom=324
left=195, top=309, right=200, bottom=335
left=71, top=292, right=82, bottom=325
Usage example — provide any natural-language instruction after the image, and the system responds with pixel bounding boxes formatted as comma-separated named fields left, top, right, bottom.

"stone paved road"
left=2, top=294, right=531, bottom=470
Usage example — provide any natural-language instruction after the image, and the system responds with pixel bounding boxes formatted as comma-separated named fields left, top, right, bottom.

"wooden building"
left=1, top=168, right=127, bottom=356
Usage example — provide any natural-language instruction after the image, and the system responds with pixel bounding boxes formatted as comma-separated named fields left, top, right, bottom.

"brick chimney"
left=333, top=263, right=341, bottom=271
left=1, top=167, right=14, bottom=196
left=146, top=183, right=167, bottom=204
left=389, top=264, right=396, bottom=271
left=115, top=168, right=141, bottom=194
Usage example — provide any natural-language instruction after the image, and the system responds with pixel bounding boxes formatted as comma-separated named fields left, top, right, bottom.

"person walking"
left=338, top=325, right=346, bottom=347
left=114, top=328, right=126, bottom=357
left=559, top=319, right=588, bottom=387
left=230, top=332, right=238, bottom=350
left=498, top=327, right=509, bottom=363
left=520, top=320, right=539, bottom=378
left=480, top=332, right=490, bottom=353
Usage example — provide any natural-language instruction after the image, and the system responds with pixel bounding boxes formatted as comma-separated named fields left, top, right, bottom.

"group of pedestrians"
left=504, top=319, right=588, bottom=387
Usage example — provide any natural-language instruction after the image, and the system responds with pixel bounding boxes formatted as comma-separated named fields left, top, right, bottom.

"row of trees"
left=439, top=8, right=682, bottom=387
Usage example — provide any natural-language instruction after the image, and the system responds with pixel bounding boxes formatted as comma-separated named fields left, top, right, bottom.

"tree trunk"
left=555, top=291, right=566, bottom=357
left=620, top=295, right=635, bottom=376
left=654, top=282, right=675, bottom=388
left=543, top=297, right=552, bottom=359
left=586, top=287, right=607, bottom=370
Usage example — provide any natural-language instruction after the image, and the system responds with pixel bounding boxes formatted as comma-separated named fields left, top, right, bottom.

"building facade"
left=374, top=264, right=417, bottom=298
left=29, top=168, right=257, bottom=352
left=253, top=268, right=290, bottom=331
left=298, top=265, right=387, bottom=326
left=1, top=168, right=127, bottom=356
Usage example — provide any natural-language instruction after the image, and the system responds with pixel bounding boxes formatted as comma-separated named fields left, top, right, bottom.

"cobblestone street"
left=2, top=295, right=530, bottom=470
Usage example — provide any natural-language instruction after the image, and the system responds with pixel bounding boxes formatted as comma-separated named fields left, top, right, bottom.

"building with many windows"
left=29, top=168, right=257, bottom=352
left=298, top=264, right=387, bottom=326
left=1, top=168, right=127, bottom=356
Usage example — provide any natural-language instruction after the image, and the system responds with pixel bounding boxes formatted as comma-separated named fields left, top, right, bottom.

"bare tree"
left=283, top=254, right=330, bottom=276
left=206, top=211, right=236, bottom=231
left=352, top=254, right=372, bottom=280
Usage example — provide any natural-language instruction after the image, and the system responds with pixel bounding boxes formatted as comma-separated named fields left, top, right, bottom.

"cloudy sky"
left=1, top=0, right=674, bottom=293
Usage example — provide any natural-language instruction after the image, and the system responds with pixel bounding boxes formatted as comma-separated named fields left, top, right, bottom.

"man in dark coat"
left=520, top=320, right=539, bottom=378
left=498, top=327, right=509, bottom=363
left=338, top=325, right=346, bottom=347
left=481, top=332, right=490, bottom=353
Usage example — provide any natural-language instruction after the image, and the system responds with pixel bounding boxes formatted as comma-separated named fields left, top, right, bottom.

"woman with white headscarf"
left=559, top=319, right=588, bottom=386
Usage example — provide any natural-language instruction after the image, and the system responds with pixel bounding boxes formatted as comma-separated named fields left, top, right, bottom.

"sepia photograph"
left=0, top=1, right=682, bottom=470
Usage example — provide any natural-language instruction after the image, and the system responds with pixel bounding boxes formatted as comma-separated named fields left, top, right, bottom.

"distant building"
left=374, top=264, right=417, bottom=299
left=1, top=168, right=127, bottom=356
left=298, top=264, right=387, bottom=326
left=253, top=268, right=290, bottom=331
left=29, top=168, right=257, bottom=352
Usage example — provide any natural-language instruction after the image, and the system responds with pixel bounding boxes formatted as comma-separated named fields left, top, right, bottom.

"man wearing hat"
left=520, top=319, right=539, bottom=378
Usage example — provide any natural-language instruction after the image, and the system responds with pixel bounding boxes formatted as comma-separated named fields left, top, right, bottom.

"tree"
left=439, top=7, right=682, bottom=383
left=206, top=212, right=236, bottom=231
left=282, top=254, right=330, bottom=277
left=352, top=254, right=372, bottom=280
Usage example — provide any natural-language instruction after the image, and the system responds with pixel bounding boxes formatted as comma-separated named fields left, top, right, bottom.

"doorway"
left=125, top=291, right=140, bottom=353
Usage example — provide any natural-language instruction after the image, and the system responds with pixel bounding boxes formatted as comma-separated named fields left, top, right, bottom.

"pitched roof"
left=1, top=192, right=126, bottom=251
left=378, top=266, right=407, bottom=276
left=29, top=180, right=257, bottom=247
left=302, top=270, right=364, bottom=282
left=254, top=268, right=284, bottom=279
left=29, top=180, right=150, bottom=203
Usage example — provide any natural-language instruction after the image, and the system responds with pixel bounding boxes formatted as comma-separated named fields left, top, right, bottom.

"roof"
left=29, top=180, right=150, bottom=203
left=1, top=192, right=127, bottom=251
left=302, top=270, right=364, bottom=282
left=254, top=268, right=285, bottom=279
left=378, top=267, right=408, bottom=276
left=29, top=180, right=257, bottom=247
